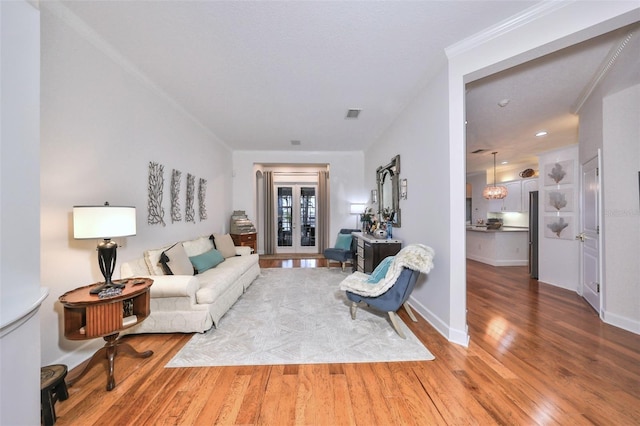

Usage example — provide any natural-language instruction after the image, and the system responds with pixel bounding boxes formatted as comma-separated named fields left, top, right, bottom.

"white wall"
left=602, top=85, right=640, bottom=332
left=232, top=150, right=365, bottom=249
left=0, top=1, right=43, bottom=424
left=40, top=4, right=233, bottom=369
left=364, top=65, right=465, bottom=343
left=578, top=28, right=639, bottom=333
left=537, top=145, right=580, bottom=290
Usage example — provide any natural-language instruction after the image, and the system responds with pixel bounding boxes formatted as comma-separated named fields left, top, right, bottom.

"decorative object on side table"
left=73, top=202, right=136, bottom=294
left=59, top=278, right=154, bottom=391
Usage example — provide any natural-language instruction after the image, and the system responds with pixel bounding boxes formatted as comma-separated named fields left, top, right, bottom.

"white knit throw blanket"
left=339, top=243, right=435, bottom=298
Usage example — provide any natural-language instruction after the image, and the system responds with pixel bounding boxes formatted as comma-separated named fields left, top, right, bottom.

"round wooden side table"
left=59, top=278, right=154, bottom=391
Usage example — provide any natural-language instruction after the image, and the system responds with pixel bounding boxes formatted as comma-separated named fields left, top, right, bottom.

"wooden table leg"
left=67, top=333, right=153, bottom=391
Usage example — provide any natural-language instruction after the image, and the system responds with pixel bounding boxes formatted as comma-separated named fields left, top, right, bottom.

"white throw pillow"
left=160, top=243, right=194, bottom=275
left=144, top=244, right=172, bottom=275
left=182, top=235, right=214, bottom=257
left=213, top=233, right=237, bottom=258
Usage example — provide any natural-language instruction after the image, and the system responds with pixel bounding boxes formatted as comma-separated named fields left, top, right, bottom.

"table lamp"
left=350, top=203, right=366, bottom=229
left=73, top=202, right=136, bottom=294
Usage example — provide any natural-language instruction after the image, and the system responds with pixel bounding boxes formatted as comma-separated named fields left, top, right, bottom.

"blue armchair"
left=346, top=267, right=421, bottom=339
left=323, top=228, right=360, bottom=271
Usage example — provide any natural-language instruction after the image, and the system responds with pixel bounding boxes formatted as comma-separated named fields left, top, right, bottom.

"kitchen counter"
left=466, top=226, right=528, bottom=232
left=466, top=227, right=528, bottom=266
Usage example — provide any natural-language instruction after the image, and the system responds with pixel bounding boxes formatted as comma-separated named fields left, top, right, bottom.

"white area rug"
left=166, top=268, right=434, bottom=367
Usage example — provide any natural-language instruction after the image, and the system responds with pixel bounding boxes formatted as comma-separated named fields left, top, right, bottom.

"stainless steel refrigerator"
left=529, top=191, right=539, bottom=279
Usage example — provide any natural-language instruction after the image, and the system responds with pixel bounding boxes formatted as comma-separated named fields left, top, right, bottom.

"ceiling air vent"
left=345, top=109, right=361, bottom=119
left=471, top=149, right=487, bottom=154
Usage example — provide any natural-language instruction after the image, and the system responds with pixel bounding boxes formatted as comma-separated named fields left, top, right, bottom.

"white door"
left=275, top=184, right=317, bottom=253
left=578, top=155, right=601, bottom=313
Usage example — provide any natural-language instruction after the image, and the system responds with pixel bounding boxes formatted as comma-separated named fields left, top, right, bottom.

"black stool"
left=41, top=364, right=69, bottom=426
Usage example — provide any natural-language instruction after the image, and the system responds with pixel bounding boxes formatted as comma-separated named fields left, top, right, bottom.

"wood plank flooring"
left=54, top=258, right=640, bottom=425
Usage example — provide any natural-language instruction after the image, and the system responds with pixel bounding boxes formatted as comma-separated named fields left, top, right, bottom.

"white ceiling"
left=53, top=1, right=636, bottom=174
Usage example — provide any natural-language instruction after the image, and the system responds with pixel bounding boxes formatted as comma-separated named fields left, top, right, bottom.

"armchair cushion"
left=334, top=233, right=352, bottom=250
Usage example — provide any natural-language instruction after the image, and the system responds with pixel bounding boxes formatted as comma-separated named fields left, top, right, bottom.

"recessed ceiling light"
left=498, top=99, right=510, bottom=107
left=501, top=161, right=508, bottom=165
left=345, top=109, right=361, bottom=119
left=535, top=131, right=548, bottom=137
left=291, top=140, right=301, bottom=146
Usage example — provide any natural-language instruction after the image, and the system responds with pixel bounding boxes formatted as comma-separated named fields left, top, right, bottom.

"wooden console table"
left=352, top=232, right=402, bottom=273
left=230, top=232, right=257, bottom=253
left=59, top=278, right=154, bottom=391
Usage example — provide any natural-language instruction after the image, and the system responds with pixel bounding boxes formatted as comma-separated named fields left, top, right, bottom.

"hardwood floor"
left=54, top=258, right=640, bottom=425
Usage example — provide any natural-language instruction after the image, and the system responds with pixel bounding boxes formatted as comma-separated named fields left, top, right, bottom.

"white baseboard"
left=408, top=296, right=469, bottom=347
left=602, top=310, right=640, bottom=335
left=466, top=254, right=527, bottom=267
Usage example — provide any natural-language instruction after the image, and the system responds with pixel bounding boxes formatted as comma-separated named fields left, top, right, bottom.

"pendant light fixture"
left=483, top=152, right=508, bottom=200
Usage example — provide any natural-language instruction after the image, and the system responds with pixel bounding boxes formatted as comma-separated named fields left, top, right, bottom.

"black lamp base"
left=90, top=239, right=122, bottom=295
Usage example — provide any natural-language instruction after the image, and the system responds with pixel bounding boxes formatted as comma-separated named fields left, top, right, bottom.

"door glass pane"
left=277, top=187, right=292, bottom=247
left=299, top=187, right=316, bottom=247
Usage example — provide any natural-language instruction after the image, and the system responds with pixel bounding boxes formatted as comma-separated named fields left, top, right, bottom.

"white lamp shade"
left=73, top=205, right=136, bottom=239
left=350, top=203, right=366, bottom=215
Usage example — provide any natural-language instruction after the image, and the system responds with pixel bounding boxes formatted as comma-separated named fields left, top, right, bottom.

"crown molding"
left=571, top=29, right=636, bottom=114
left=445, top=1, right=574, bottom=59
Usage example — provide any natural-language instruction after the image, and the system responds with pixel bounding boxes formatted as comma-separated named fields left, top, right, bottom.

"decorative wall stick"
left=148, top=161, right=166, bottom=226
left=185, top=173, right=195, bottom=223
left=171, top=169, right=182, bottom=223
left=198, top=178, right=207, bottom=221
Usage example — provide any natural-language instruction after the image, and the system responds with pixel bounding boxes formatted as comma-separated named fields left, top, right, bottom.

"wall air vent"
left=345, top=109, right=361, bottom=119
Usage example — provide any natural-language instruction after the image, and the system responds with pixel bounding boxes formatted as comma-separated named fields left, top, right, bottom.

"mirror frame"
left=376, top=155, right=401, bottom=228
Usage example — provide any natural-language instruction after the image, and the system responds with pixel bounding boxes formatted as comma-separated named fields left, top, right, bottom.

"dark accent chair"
left=323, top=228, right=360, bottom=271
left=346, top=268, right=420, bottom=338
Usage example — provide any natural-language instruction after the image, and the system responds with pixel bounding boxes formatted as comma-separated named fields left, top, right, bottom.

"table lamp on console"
left=73, top=202, right=136, bottom=294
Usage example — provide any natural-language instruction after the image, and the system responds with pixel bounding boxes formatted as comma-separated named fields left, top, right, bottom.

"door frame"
left=274, top=183, right=318, bottom=254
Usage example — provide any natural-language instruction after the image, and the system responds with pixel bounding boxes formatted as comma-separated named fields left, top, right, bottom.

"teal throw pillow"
left=189, top=249, right=225, bottom=274
left=335, top=233, right=352, bottom=250
left=367, top=256, right=395, bottom=284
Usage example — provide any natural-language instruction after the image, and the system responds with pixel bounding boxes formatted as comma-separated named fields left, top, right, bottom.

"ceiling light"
left=345, top=109, right=361, bottom=119
left=501, top=161, right=508, bottom=165
left=535, top=131, right=548, bottom=137
left=497, top=99, right=510, bottom=107
left=483, top=152, right=508, bottom=200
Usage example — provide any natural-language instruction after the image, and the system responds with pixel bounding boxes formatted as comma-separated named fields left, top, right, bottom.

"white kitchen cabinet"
left=488, top=178, right=538, bottom=212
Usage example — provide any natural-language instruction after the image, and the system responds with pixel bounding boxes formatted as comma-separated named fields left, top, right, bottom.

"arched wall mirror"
left=376, top=155, right=401, bottom=227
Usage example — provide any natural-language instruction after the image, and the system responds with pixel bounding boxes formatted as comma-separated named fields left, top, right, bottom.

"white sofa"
left=120, top=234, right=260, bottom=334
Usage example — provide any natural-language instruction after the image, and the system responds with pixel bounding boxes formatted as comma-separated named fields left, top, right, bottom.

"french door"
left=275, top=184, right=317, bottom=253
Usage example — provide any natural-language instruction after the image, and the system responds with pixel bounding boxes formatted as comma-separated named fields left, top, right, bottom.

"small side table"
left=59, top=278, right=154, bottom=391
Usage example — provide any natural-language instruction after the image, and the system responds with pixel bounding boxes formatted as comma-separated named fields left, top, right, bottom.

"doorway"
left=578, top=154, right=601, bottom=313
left=275, top=184, right=317, bottom=253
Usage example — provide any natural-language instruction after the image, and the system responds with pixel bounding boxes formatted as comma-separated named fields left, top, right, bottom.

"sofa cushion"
left=183, top=235, right=214, bottom=257
left=144, top=244, right=172, bottom=275
left=190, top=248, right=225, bottom=274
left=195, top=254, right=257, bottom=304
left=159, top=243, right=194, bottom=275
left=213, top=233, right=236, bottom=258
